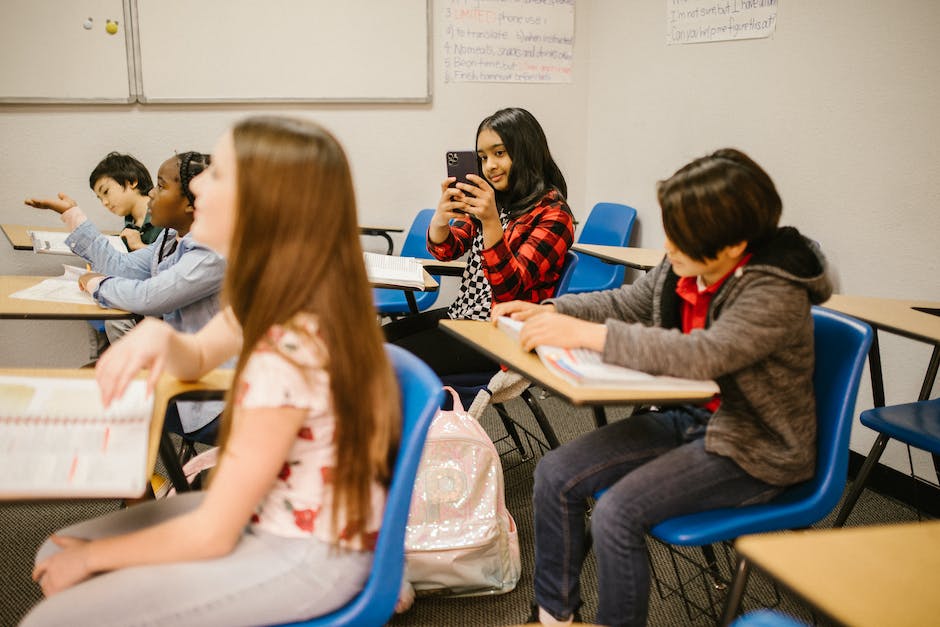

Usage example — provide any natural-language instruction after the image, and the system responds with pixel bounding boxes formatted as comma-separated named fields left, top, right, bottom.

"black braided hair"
left=177, top=151, right=211, bottom=205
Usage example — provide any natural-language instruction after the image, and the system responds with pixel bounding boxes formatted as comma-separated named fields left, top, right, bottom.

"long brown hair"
left=218, top=116, right=400, bottom=543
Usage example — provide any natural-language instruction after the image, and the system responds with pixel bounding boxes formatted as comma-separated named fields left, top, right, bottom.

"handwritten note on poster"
left=667, top=0, right=778, bottom=45
left=444, top=0, right=575, bottom=83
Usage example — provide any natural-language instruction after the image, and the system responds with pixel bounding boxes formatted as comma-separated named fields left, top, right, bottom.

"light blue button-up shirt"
left=67, top=222, right=227, bottom=432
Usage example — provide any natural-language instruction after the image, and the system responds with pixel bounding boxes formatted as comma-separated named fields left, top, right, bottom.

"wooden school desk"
left=439, top=319, right=716, bottom=406
left=6, top=223, right=404, bottom=255
left=723, top=521, right=940, bottom=627
left=372, top=269, right=439, bottom=314
left=0, top=275, right=134, bottom=320
left=822, top=294, right=940, bottom=481
left=571, top=243, right=665, bottom=272
left=0, top=368, right=232, bottom=499
left=2, top=223, right=122, bottom=251
left=439, top=319, right=717, bottom=446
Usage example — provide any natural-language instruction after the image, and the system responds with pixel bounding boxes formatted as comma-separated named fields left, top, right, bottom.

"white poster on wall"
left=443, top=0, right=575, bottom=83
left=666, top=0, right=778, bottom=45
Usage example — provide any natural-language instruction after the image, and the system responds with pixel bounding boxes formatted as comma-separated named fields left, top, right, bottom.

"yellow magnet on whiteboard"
left=105, top=20, right=119, bottom=35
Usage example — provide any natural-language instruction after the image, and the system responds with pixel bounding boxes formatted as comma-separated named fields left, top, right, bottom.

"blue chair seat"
left=859, top=398, right=940, bottom=453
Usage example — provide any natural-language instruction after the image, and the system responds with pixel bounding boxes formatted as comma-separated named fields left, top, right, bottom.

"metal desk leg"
left=405, top=290, right=418, bottom=314
left=159, top=432, right=191, bottom=493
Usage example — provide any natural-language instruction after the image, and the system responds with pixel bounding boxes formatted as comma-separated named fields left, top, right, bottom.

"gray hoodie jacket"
left=549, top=227, right=833, bottom=485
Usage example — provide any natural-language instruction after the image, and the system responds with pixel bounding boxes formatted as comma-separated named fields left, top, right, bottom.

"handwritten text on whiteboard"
left=444, top=0, right=575, bottom=83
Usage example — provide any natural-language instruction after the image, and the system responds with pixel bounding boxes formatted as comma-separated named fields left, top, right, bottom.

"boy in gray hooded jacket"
left=493, top=148, right=833, bottom=627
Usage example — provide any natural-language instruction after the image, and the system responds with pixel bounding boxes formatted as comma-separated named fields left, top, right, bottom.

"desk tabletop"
left=736, top=521, right=940, bottom=627
left=822, top=293, right=940, bottom=344
left=440, top=319, right=718, bottom=406
left=571, top=244, right=665, bottom=271
left=370, top=270, right=439, bottom=292
left=0, top=275, right=134, bottom=320
left=0, top=368, right=233, bottom=499
left=2, top=223, right=68, bottom=250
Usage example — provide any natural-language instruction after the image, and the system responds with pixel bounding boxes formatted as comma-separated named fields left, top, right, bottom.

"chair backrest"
left=554, top=250, right=580, bottom=297
left=286, top=344, right=443, bottom=627
left=568, top=202, right=637, bottom=294
left=651, top=306, right=873, bottom=544
left=399, top=209, right=436, bottom=259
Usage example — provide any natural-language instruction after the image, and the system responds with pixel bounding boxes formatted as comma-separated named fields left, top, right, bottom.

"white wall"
left=0, top=0, right=591, bottom=365
left=584, top=0, right=940, bottom=478
left=1, top=1, right=938, bottom=479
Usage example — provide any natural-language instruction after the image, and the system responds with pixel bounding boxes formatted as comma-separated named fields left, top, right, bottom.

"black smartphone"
left=446, top=150, right=479, bottom=189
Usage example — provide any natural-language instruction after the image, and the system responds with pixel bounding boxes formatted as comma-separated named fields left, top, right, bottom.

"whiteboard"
left=0, top=0, right=133, bottom=103
left=132, top=0, right=431, bottom=103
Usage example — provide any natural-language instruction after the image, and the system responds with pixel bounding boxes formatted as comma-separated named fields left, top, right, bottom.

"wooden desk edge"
left=439, top=319, right=717, bottom=406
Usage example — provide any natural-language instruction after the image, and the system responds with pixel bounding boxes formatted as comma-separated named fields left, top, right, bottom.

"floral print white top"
left=239, top=313, right=385, bottom=551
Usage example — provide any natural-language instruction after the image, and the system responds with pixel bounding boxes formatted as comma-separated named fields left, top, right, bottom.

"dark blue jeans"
left=533, top=406, right=781, bottom=627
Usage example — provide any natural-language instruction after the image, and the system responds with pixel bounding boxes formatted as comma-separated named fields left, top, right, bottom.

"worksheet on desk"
left=8, top=265, right=96, bottom=305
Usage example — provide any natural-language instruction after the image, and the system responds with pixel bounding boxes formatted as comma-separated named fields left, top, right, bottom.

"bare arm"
left=33, top=403, right=305, bottom=596
left=95, top=308, right=242, bottom=407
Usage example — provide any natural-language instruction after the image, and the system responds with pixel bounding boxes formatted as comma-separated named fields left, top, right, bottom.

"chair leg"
left=701, top=544, right=726, bottom=590
left=833, top=433, right=890, bottom=527
left=719, top=556, right=751, bottom=627
left=520, top=389, right=561, bottom=449
left=493, top=402, right=529, bottom=460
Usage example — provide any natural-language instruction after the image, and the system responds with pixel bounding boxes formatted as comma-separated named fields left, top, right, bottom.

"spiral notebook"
left=0, top=376, right=153, bottom=498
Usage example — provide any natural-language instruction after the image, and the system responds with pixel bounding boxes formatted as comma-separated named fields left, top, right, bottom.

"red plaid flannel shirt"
left=428, top=189, right=575, bottom=304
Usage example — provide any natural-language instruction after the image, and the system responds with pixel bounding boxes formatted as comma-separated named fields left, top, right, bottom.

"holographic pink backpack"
left=403, top=386, right=521, bottom=598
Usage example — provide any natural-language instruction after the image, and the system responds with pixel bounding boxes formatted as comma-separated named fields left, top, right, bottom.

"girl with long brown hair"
left=22, top=116, right=401, bottom=627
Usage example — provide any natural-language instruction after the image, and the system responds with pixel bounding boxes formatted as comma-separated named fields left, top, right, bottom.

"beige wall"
left=1, top=1, right=938, bottom=477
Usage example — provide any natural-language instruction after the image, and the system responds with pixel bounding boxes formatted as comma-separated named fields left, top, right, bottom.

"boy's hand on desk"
left=78, top=272, right=105, bottom=293
left=32, top=535, right=92, bottom=596
left=24, top=192, right=78, bottom=214
left=518, top=312, right=607, bottom=353
left=96, top=318, right=176, bottom=406
left=491, top=300, right=555, bottom=323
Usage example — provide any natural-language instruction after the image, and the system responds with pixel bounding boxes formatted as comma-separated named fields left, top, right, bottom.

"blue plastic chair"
left=277, top=344, right=443, bottom=627
left=731, top=609, right=809, bottom=627
left=832, top=396, right=940, bottom=526
left=373, top=209, right=439, bottom=316
left=567, top=202, right=637, bottom=294
left=592, top=307, right=872, bottom=625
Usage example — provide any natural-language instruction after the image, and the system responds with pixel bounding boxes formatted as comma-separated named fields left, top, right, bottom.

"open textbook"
left=9, top=264, right=96, bottom=305
left=364, top=251, right=425, bottom=289
left=496, top=316, right=720, bottom=393
left=0, top=376, right=152, bottom=498
left=28, top=229, right=126, bottom=256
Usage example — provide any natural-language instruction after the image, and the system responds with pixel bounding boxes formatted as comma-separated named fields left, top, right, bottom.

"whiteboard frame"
left=129, top=0, right=432, bottom=105
left=0, top=0, right=136, bottom=104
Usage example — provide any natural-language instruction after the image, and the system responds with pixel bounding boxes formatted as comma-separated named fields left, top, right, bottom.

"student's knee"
left=533, top=447, right=574, bottom=498
left=591, top=492, right=645, bottom=549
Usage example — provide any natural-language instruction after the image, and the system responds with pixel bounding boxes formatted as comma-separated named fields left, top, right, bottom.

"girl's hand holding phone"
left=454, top=174, right=499, bottom=225
left=95, top=318, right=176, bottom=407
left=432, top=178, right=471, bottom=226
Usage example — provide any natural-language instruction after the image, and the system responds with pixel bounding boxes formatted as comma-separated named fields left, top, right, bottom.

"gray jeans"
left=20, top=493, right=374, bottom=627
